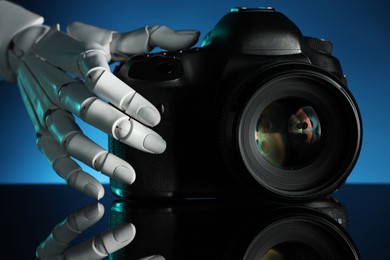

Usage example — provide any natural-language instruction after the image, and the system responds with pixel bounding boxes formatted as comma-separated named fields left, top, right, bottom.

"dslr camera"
left=110, top=7, right=362, bottom=201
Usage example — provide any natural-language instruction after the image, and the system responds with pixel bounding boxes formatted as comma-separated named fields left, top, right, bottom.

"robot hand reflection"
left=36, top=202, right=165, bottom=260
left=0, top=1, right=199, bottom=200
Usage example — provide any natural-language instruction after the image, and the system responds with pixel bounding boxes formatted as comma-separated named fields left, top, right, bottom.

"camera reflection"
left=36, top=198, right=359, bottom=259
left=109, top=198, right=359, bottom=260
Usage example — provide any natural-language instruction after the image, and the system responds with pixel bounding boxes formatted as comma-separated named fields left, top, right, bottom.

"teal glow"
left=200, top=32, right=212, bottom=47
left=230, top=7, right=273, bottom=12
left=111, top=201, right=125, bottom=213
left=111, top=186, right=125, bottom=198
left=258, top=6, right=273, bottom=10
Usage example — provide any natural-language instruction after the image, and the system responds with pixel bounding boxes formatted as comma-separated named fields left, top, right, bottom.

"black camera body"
left=110, top=8, right=362, bottom=201
left=109, top=199, right=359, bottom=259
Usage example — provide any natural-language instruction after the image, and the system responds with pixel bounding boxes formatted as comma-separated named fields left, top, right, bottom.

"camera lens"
left=262, top=241, right=321, bottom=259
left=232, top=64, right=362, bottom=200
left=255, top=99, right=322, bottom=170
left=243, top=215, right=359, bottom=260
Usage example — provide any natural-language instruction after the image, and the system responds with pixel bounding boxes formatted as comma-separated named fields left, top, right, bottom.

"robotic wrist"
left=0, top=1, right=45, bottom=82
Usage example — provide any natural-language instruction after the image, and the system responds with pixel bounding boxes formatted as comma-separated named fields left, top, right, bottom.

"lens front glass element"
left=236, top=68, right=361, bottom=197
left=255, top=98, right=322, bottom=170
left=262, top=241, right=322, bottom=260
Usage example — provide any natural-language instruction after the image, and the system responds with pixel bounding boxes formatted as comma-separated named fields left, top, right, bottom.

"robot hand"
left=4, top=3, right=199, bottom=199
left=36, top=202, right=165, bottom=260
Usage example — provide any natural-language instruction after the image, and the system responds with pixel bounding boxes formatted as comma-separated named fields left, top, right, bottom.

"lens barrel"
left=232, top=63, right=362, bottom=200
left=243, top=214, right=359, bottom=259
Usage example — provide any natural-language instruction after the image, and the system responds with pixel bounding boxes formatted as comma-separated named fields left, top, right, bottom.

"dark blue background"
left=1, top=0, right=389, bottom=184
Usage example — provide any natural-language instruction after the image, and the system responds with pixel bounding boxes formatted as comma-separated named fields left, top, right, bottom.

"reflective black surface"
left=109, top=198, right=358, bottom=259
left=0, top=184, right=389, bottom=259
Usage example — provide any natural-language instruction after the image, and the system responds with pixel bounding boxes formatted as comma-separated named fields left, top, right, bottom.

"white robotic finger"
left=67, top=22, right=114, bottom=56
left=79, top=98, right=166, bottom=153
left=58, top=83, right=166, bottom=153
left=138, top=255, right=166, bottom=260
left=45, top=109, right=135, bottom=184
left=65, top=133, right=136, bottom=184
left=86, top=69, right=161, bottom=127
left=37, top=135, right=104, bottom=199
left=111, top=25, right=199, bottom=59
left=69, top=23, right=154, bottom=58
left=67, top=22, right=199, bottom=62
left=147, top=25, right=200, bottom=51
left=62, top=168, right=105, bottom=200
left=36, top=203, right=104, bottom=259
left=62, top=223, right=135, bottom=259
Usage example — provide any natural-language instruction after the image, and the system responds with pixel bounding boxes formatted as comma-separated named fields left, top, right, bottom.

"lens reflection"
left=255, top=99, right=322, bottom=170
left=262, top=242, right=322, bottom=260
left=288, top=107, right=321, bottom=154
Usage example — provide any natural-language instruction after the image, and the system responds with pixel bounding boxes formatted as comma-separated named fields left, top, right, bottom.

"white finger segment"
left=78, top=50, right=110, bottom=77
left=45, top=109, right=81, bottom=145
left=110, top=25, right=199, bottom=60
left=127, top=92, right=161, bottom=127
left=58, top=82, right=98, bottom=117
left=127, top=118, right=167, bottom=154
left=63, top=132, right=106, bottom=170
left=79, top=97, right=130, bottom=140
left=62, top=223, right=135, bottom=259
left=97, top=223, right=136, bottom=254
left=55, top=160, right=105, bottom=200
left=58, top=83, right=165, bottom=153
left=111, top=27, right=151, bottom=56
left=79, top=96, right=166, bottom=153
left=64, top=132, right=136, bottom=185
left=67, top=203, right=105, bottom=233
left=67, top=22, right=114, bottom=54
left=86, top=69, right=135, bottom=111
left=138, top=256, right=166, bottom=260
left=36, top=203, right=104, bottom=259
left=37, top=135, right=104, bottom=199
left=45, top=109, right=136, bottom=184
left=36, top=235, right=68, bottom=260
left=86, top=69, right=161, bottom=127
left=58, top=82, right=131, bottom=140
left=148, top=25, right=199, bottom=51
